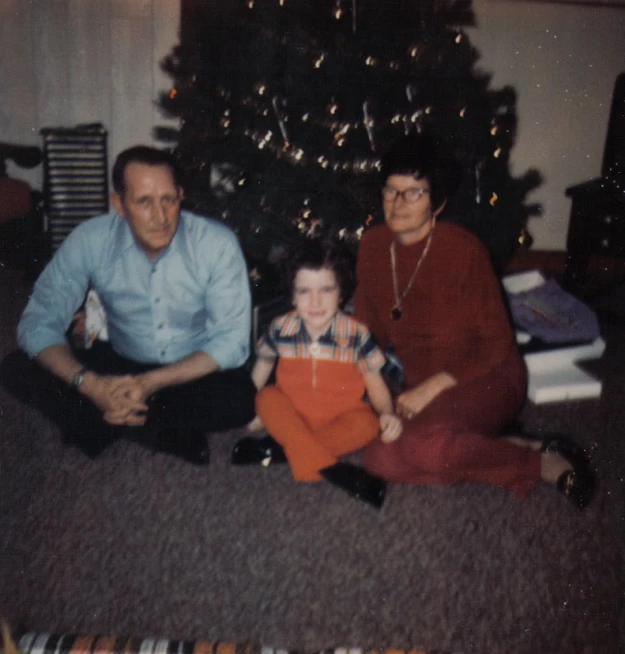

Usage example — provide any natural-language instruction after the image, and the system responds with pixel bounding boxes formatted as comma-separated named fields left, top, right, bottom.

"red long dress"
left=354, top=222, right=541, bottom=499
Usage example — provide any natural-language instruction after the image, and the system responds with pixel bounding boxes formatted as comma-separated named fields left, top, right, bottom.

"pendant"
left=391, top=306, right=402, bottom=321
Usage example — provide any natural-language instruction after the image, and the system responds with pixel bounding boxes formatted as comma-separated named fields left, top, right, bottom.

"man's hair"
left=379, top=131, right=461, bottom=211
left=284, top=238, right=356, bottom=308
left=111, top=145, right=183, bottom=195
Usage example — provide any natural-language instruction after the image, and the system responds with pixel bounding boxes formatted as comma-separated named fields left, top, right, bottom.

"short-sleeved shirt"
left=257, top=310, right=385, bottom=429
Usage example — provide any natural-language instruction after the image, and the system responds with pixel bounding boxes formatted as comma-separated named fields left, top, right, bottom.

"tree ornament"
left=475, top=162, right=483, bottom=204
left=272, top=95, right=289, bottom=145
left=362, top=100, right=375, bottom=151
left=518, top=226, right=534, bottom=249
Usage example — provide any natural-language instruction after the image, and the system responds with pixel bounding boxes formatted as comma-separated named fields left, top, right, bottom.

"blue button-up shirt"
left=18, top=210, right=251, bottom=369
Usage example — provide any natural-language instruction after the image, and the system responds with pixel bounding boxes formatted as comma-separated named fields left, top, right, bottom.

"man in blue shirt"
left=10, top=145, right=255, bottom=463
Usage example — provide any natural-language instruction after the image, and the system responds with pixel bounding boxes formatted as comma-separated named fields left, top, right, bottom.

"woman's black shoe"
left=231, top=435, right=287, bottom=465
left=557, top=469, right=596, bottom=510
left=542, top=435, right=596, bottom=509
left=320, top=462, right=387, bottom=509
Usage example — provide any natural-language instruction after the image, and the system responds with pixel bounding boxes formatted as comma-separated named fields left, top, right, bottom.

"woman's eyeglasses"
left=381, top=186, right=430, bottom=204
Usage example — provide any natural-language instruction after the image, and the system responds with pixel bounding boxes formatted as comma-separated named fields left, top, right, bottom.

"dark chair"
left=0, top=142, right=45, bottom=277
left=565, top=72, right=625, bottom=289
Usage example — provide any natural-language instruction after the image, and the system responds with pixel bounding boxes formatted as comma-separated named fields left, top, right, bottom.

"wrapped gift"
left=503, top=271, right=604, bottom=404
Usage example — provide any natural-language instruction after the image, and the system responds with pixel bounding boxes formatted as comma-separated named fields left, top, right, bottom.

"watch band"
left=70, top=367, right=88, bottom=390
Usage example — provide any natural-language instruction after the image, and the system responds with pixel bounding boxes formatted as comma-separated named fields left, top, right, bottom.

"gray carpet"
left=1, top=265, right=624, bottom=654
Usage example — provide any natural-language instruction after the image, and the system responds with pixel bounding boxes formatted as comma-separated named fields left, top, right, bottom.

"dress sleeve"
left=449, top=240, right=517, bottom=385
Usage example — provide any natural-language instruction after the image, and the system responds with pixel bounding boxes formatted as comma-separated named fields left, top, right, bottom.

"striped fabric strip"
left=17, top=635, right=445, bottom=654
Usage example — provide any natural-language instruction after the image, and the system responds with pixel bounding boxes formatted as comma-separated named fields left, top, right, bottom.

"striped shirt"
left=257, top=310, right=385, bottom=374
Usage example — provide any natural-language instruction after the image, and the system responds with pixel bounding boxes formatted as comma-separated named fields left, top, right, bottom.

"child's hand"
left=380, top=413, right=403, bottom=443
left=246, top=415, right=264, bottom=432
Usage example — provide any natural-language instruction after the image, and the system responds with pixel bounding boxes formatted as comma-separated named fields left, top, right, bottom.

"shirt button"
left=161, top=350, right=166, bottom=357
left=158, top=323, right=164, bottom=329
left=155, top=297, right=161, bottom=303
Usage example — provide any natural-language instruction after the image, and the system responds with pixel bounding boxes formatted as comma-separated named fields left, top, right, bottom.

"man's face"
left=111, top=162, right=182, bottom=260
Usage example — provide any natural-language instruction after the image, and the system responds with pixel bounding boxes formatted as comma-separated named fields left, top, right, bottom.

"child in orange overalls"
left=231, top=239, right=402, bottom=507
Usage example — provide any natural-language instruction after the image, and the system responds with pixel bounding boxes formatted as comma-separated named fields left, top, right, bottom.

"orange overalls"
left=255, top=312, right=384, bottom=481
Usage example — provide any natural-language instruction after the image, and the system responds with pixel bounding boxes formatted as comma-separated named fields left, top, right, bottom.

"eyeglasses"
left=381, top=186, right=430, bottom=204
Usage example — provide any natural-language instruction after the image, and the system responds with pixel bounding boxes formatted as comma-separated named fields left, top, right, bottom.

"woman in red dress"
left=354, top=132, right=595, bottom=508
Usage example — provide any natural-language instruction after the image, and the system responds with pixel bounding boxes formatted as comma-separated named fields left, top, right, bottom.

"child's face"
left=293, top=266, right=341, bottom=339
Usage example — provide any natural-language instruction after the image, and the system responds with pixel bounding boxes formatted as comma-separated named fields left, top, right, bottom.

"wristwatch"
left=70, top=367, right=88, bottom=391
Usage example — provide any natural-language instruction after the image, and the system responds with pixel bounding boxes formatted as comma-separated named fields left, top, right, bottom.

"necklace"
left=390, top=225, right=434, bottom=320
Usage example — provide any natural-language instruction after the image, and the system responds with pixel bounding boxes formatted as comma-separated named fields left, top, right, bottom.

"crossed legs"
left=255, top=385, right=380, bottom=481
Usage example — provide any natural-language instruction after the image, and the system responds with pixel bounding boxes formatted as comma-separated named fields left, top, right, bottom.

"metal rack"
left=41, top=124, right=108, bottom=250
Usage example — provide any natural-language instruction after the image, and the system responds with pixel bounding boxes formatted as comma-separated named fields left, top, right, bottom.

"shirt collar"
left=279, top=311, right=348, bottom=343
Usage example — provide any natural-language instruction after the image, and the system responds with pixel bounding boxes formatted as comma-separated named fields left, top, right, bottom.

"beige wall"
left=0, top=0, right=179, bottom=192
left=470, top=0, right=625, bottom=250
left=1, top=0, right=624, bottom=250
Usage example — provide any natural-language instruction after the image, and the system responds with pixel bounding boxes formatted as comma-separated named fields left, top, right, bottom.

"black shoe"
left=62, top=429, right=117, bottom=459
left=556, top=468, right=596, bottom=510
left=320, top=462, right=387, bottom=509
left=542, top=435, right=596, bottom=509
left=231, top=435, right=287, bottom=466
left=157, top=428, right=210, bottom=465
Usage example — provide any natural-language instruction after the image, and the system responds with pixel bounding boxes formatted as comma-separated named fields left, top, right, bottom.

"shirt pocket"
left=167, top=289, right=207, bottom=330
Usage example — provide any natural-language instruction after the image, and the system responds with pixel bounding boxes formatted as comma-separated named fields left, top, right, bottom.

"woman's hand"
left=396, top=371, right=457, bottom=419
left=379, top=413, right=403, bottom=443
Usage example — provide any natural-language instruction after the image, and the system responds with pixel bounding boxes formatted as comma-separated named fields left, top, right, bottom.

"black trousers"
left=1, top=342, right=256, bottom=452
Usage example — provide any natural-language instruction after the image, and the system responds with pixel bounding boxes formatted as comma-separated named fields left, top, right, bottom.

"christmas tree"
left=157, top=0, right=541, bottom=293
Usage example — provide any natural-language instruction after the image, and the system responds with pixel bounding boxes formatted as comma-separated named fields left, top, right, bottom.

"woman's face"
left=382, top=174, right=443, bottom=245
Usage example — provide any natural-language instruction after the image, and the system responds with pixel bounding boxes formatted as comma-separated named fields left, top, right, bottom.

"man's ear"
left=110, top=191, right=125, bottom=218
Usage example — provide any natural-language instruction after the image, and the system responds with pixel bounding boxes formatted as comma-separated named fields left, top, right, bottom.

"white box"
left=502, top=270, right=605, bottom=404
left=528, top=365, right=602, bottom=404
left=524, top=337, right=606, bottom=373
